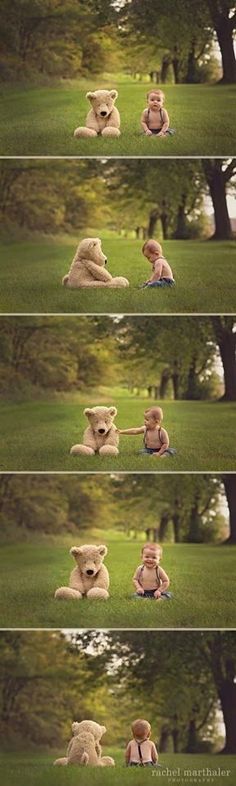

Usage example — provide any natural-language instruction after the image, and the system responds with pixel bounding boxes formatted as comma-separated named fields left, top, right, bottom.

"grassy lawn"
left=0, top=540, right=235, bottom=630
left=0, top=397, right=235, bottom=472
left=0, top=752, right=235, bottom=786
left=0, top=81, right=235, bottom=156
left=1, top=238, right=236, bottom=315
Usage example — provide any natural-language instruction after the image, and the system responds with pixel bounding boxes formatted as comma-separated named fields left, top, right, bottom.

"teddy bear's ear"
left=98, top=545, right=108, bottom=557
left=101, top=725, right=107, bottom=735
left=109, top=89, right=118, bottom=101
left=70, top=546, right=83, bottom=558
left=84, top=407, right=93, bottom=417
left=72, top=722, right=80, bottom=734
left=86, top=91, right=96, bottom=102
left=108, top=406, right=117, bottom=417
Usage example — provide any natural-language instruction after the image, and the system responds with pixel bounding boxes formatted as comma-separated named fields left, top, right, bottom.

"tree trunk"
left=215, top=15, right=236, bottom=84
left=188, top=495, right=202, bottom=543
left=159, top=512, right=169, bottom=542
left=159, top=368, right=170, bottom=399
left=148, top=208, right=159, bottom=237
left=159, top=725, right=171, bottom=752
left=203, top=163, right=233, bottom=240
left=172, top=48, right=180, bottom=83
left=160, top=202, right=169, bottom=239
left=220, top=679, right=236, bottom=753
left=185, top=718, right=199, bottom=753
left=222, top=475, right=236, bottom=544
left=218, top=332, right=236, bottom=401
left=172, top=513, right=180, bottom=543
left=185, top=40, right=198, bottom=83
left=161, top=55, right=171, bottom=83
left=173, top=194, right=189, bottom=239
left=185, top=355, right=199, bottom=400
left=172, top=362, right=180, bottom=399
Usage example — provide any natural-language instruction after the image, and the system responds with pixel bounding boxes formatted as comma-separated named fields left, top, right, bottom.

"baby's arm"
left=159, top=108, right=169, bottom=135
left=148, top=260, right=163, bottom=283
left=133, top=566, right=144, bottom=594
left=153, top=427, right=169, bottom=457
left=118, top=426, right=145, bottom=435
left=151, top=742, right=158, bottom=763
left=125, top=741, right=132, bottom=765
left=158, top=566, right=170, bottom=594
left=141, top=109, right=152, bottom=135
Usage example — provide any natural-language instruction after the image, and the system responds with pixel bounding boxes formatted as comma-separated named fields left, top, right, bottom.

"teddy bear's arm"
left=86, top=108, right=101, bottom=132
left=85, top=260, right=113, bottom=282
left=69, top=567, right=84, bottom=593
left=106, top=107, right=120, bottom=128
left=92, top=564, right=110, bottom=590
left=83, top=425, right=98, bottom=449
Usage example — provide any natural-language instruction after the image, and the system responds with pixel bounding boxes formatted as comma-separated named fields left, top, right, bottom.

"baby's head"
left=144, top=406, right=163, bottom=430
left=131, top=718, right=151, bottom=742
left=142, top=239, right=163, bottom=264
left=141, top=543, right=162, bottom=567
left=147, top=89, right=165, bottom=109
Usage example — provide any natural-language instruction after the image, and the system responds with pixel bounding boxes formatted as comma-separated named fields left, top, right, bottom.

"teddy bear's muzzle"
left=86, top=569, right=95, bottom=576
left=100, top=110, right=108, bottom=117
left=98, top=428, right=106, bottom=434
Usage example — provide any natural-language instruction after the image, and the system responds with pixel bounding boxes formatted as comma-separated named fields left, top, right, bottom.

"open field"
left=0, top=540, right=235, bottom=630
left=0, top=81, right=235, bottom=156
left=0, top=753, right=235, bottom=786
left=1, top=238, right=236, bottom=315
left=0, top=398, right=235, bottom=472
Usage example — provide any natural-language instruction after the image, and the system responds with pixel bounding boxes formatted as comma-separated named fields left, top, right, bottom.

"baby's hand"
left=145, top=129, right=152, bottom=136
left=154, top=589, right=161, bottom=599
left=137, top=588, right=145, bottom=595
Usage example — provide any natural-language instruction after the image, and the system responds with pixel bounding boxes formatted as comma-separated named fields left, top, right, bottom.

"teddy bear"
left=54, top=720, right=115, bottom=766
left=62, top=238, right=129, bottom=288
left=70, top=406, right=119, bottom=457
left=54, top=544, right=109, bottom=600
left=74, top=89, right=120, bottom=138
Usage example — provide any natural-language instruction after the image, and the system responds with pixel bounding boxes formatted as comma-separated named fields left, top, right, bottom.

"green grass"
left=1, top=238, right=236, bottom=314
left=0, top=81, right=236, bottom=156
left=0, top=541, right=235, bottom=629
left=0, top=752, right=235, bottom=786
left=0, top=397, right=235, bottom=472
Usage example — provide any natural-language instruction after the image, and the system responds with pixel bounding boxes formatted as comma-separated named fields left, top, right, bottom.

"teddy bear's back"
left=68, top=732, right=99, bottom=765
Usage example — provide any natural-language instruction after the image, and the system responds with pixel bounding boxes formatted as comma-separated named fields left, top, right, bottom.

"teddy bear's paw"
left=100, top=756, right=115, bottom=766
left=55, top=587, right=83, bottom=600
left=86, top=588, right=109, bottom=600
left=74, top=127, right=97, bottom=138
left=111, top=276, right=129, bottom=288
left=99, top=445, right=119, bottom=456
left=70, top=444, right=95, bottom=456
left=53, top=758, right=68, bottom=766
left=101, top=127, right=120, bottom=137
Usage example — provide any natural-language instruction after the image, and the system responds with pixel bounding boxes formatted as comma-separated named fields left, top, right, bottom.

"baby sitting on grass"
left=118, top=406, right=176, bottom=457
left=140, top=239, right=175, bottom=288
left=126, top=718, right=159, bottom=767
left=133, top=543, right=171, bottom=600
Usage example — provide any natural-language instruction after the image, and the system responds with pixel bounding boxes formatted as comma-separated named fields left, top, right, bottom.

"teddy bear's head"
left=70, top=544, right=108, bottom=578
left=84, top=405, right=117, bottom=436
left=86, top=89, right=118, bottom=118
left=72, top=720, right=106, bottom=741
left=78, top=238, right=107, bottom=267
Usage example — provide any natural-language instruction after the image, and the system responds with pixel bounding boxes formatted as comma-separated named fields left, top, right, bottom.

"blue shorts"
left=139, top=447, right=177, bottom=456
left=146, top=278, right=175, bottom=288
left=129, top=761, right=154, bottom=767
left=133, top=590, right=172, bottom=600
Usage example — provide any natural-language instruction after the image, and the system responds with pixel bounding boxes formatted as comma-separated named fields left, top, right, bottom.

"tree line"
left=0, top=316, right=235, bottom=401
left=0, top=1, right=235, bottom=83
left=1, top=158, right=235, bottom=240
left=0, top=630, right=236, bottom=754
left=0, top=473, right=235, bottom=544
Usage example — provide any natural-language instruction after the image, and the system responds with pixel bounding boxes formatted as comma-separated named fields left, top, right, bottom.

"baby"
left=126, top=719, right=158, bottom=767
left=133, top=543, right=171, bottom=600
left=118, top=406, right=176, bottom=457
left=141, top=89, right=169, bottom=136
left=141, top=239, right=175, bottom=288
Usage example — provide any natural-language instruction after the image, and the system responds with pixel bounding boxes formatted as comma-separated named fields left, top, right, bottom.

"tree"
left=221, top=474, right=236, bottom=544
left=206, top=0, right=236, bottom=83
left=202, top=159, right=236, bottom=240
left=211, top=317, right=236, bottom=401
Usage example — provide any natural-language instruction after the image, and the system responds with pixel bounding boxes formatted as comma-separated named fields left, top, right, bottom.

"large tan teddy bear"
left=54, top=720, right=115, bottom=766
left=74, top=89, right=120, bottom=138
left=70, top=406, right=119, bottom=457
left=62, top=238, right=129, bottom=288
left=55, top=544, right=109, bottom=600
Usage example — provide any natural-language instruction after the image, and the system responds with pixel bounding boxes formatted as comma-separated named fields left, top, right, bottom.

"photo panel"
left=0, top=0, right=236, bottom=156
left=0, top=314, right=235, bottom=472
left=0, top=628, right=236, bottom=785
left=0, top=158, right=235, bottom=316
left=0, top=472, right=235, bottom=631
